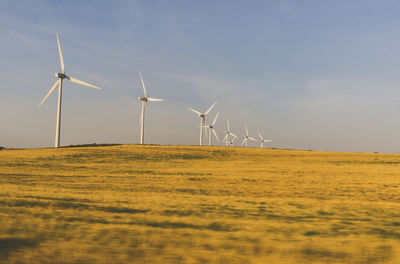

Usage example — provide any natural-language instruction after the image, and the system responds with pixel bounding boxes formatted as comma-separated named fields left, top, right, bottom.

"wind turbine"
left=241, top=125, right=257, bottom=147
left=227, top=133, right=238, bottom=147
left=223, top=118, right=237, bottom=146
left=203, top=111, right=220, bottom=146
left=258, top=132, right=272, bottom=148
left=39, top=34, right=101, bottom=148
left=188, top=101, right=217, bottom=146
left=138, top=72, right=164, bottom=145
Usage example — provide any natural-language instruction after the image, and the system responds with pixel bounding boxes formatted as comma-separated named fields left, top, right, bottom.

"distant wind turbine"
left=39, top=34, right=101, bottom=148
left=227, top=133, right=238, bottom=147
left=223, top=118, right=237, bottom=146
left=188, top=101, right=217, bottom=146
left=241, top=125, right=257, bottom=147
left=258, top=132, right=272, bottom=148
left=203, top=111, right=220, bottom=146
left=138, top=72, right=164, bottom=145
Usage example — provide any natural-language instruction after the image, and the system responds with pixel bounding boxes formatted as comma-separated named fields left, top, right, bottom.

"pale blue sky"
left=1, top=0, right=400, bottom=152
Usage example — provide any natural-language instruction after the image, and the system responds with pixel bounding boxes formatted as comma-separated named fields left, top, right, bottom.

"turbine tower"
left=39, top=34, right=101, bottom=148
left=258, top=132, right=272, bottom=148
left=188, top=101, right=217, bottom=146
left=138, top=72, right=164, bottom=145
left=203, top=111, right=220, bottom=146
left=241, top=125, right=257, bottom=147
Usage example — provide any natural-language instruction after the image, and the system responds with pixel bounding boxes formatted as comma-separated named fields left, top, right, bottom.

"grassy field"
left=0, top=145, right=399, bottom=264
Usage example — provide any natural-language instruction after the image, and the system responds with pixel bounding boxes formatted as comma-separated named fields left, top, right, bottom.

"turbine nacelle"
left=138, top=96, right=148, bottom=102
left=55, top=73, right=69, bottom=79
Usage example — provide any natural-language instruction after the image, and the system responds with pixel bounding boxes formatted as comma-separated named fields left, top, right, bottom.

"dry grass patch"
left=0, top=145, right=399, bottom=263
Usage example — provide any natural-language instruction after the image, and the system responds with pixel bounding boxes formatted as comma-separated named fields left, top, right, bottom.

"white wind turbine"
left=229, top=134, right=238, bottom=147
left=258, top=132, right=272, bottom=148
left=138, top=72, right=164, bottom=145
left=39, top=34, right=101, bottom=148
left=241, top=125, right=257, bottom=147
left=203, top=111, right=220, bottom=146
left=188, top=101, right=217, bottom=146
left=227, top=133, right=238, bottom=147
left=223, top=118, right=237, bottom=147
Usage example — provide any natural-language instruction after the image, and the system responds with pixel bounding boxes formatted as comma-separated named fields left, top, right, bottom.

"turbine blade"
left=241, top=138, right=247, bottom=146
left=264, top=140, right=272, bottom=142
left=227, top=118, right=230, bottom=131
left=230, top=132, right=238, bottom=138
left=249, top=136, right=257, bottom=142
left=223, top=134, right=228, bottom=142
left=39, top=79, right=60, bottom=106
left=204, top=101, right=217, bottom=115
left=56, top=34, right=64, bottom=74
left=212, top=129, right=220, bottom=143
left=204, top=126, right=208, bottom=139
left=188, top=107, right=201, bottom=115
left=139, top=72, right=147, bottom=97
left=245, top=125, right=248, bottom=136
left=258, top=131, right=263, bottom=140
left=69, top=77, right=101, bottom=90
left=212, top=111, right=219, bottom=126
left=147, top=98, right=164, bottom=102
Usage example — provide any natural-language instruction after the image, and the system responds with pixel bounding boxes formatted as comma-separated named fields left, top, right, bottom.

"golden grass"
left=0, top=145, right=399, bottom=263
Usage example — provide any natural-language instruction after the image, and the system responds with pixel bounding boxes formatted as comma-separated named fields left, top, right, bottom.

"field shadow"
left=300, top=247, right=350, bottom=262
left=61, top=143, right=122, bottom=148
left=142, top=220, right=234, bottom=232
left=0, top=237, right=39, bottom=258
left=299, top=244, right=393, bottom=263
left=2, top=198, right=150, bottom=216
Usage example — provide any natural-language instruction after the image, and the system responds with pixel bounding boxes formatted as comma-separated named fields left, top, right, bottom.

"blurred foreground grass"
left=0, top=145, right=399, bottom=263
